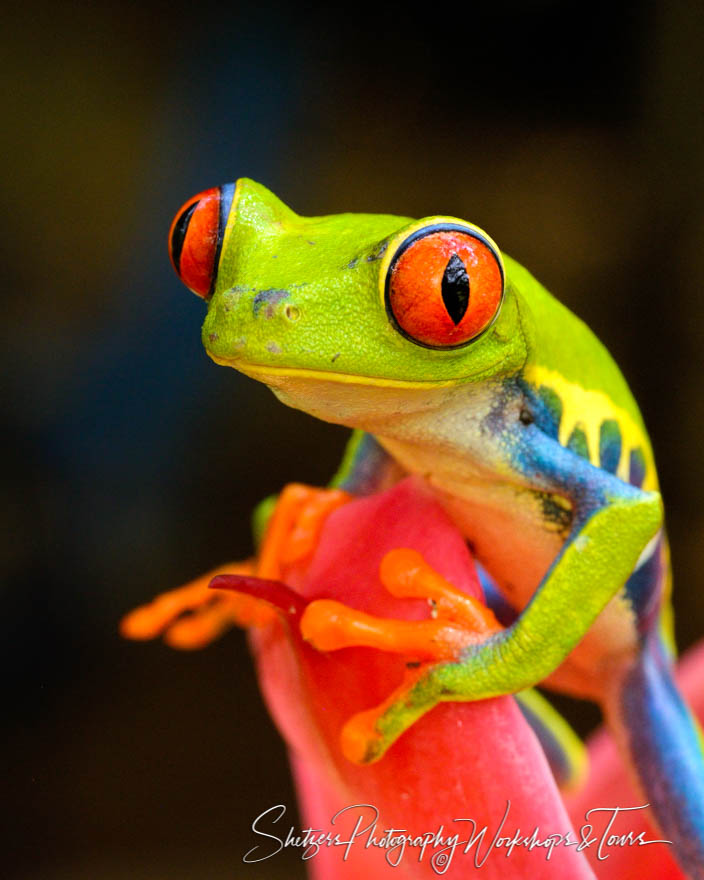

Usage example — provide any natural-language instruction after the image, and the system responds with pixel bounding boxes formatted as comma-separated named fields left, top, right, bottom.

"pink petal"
left=249, top=478, right=595, bottom=878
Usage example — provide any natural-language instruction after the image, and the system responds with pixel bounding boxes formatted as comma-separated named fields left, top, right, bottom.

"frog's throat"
left=209, top=355, right=459, bottom=390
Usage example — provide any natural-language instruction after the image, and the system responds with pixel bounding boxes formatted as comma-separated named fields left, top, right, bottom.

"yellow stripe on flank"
left=211, top=356, right=460, bottom=389
left=525, top=365, right=657, bottom=491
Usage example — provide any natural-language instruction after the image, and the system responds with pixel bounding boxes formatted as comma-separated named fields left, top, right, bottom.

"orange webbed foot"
left=119, top=560, right=269, bottom=650
left=300, top=548, right=503, bottom=763
left=301, top=548, right=501, bottom=660
left=120, top=483, right=352, bottom=650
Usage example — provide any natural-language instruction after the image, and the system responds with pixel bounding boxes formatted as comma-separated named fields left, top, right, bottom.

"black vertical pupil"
left=171, top=200, right=199, bottom=273
left=441, top=254, right=470, bottom=325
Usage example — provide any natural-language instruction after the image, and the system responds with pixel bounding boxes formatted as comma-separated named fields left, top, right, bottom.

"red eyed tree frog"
left=142, top=179, right=704, bottom=877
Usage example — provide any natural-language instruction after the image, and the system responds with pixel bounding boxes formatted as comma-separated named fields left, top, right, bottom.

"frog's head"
left=168, top=179, right=527, bottom=428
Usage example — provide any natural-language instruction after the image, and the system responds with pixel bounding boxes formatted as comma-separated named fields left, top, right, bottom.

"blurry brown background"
left=3, top=1, right=704, bottom=877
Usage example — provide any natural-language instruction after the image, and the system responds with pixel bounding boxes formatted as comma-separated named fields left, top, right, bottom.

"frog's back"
left=507, top=255, right=657, bottom=492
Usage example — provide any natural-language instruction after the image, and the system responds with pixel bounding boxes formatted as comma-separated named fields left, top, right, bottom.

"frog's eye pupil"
left=385, top=224, right=503, bottom=349
left=441, top=254, right=470, bottom=325
left=170, top=200, right=199, bottom=274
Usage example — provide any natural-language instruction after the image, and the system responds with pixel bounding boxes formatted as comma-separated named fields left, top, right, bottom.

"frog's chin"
left=208, top=354, right=455, bottom=428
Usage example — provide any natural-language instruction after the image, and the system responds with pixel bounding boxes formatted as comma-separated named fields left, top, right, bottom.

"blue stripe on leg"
left=617, top=634, right=704, bottom=877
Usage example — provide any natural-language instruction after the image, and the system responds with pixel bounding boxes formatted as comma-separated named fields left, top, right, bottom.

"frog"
left=126, top=178, right=704, bottom=877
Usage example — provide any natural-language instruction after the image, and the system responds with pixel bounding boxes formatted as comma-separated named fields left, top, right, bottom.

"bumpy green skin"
left=205, top=180, right=526, bottom=386
left=197, top=179, right=704, bottom=877
left=203, top=179, right=663, bottom=690
left=203, top=178, right=663, bottom=677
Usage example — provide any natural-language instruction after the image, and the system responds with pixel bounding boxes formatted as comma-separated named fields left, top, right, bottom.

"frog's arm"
left=303, top=425, right=663, bottom=757
left=451, top=424, right=663, bottom=690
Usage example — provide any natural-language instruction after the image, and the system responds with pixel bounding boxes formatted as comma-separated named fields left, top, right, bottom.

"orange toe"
left=380, top=548, right=501, bottom=634
left=298, top=547, right=504, bottom=764
left=301, top=599, right=475, bottom=661
left=256, top=484, right=351, bottom=579
left=120, top=559, right=255, bottom=644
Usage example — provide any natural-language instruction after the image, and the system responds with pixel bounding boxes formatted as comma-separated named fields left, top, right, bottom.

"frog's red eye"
left=385, top=224, right=504, bottom=349
left=168, top=183, right=235, bottom=299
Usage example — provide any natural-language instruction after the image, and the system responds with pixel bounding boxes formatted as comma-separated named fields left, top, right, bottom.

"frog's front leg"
left=303, top=431, right=663, bottom=761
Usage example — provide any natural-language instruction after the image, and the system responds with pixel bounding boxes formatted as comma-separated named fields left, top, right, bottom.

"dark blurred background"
left=3, top=1, right=704, bottom=877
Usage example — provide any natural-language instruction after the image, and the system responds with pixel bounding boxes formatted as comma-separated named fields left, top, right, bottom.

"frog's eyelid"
left=388, top=221, right=503, bottom=274
left=212, top=182, right=236, bottom=297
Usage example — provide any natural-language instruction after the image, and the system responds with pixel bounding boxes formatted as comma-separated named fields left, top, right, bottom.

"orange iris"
left=387, top=227, right=503, bottom=348
left=168, top=186, right=222, bottom=298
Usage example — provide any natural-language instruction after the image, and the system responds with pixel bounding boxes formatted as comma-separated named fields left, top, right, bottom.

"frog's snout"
left=167, top=183, right=235, bottom=300
left=202, top=280, right=303, bottom=366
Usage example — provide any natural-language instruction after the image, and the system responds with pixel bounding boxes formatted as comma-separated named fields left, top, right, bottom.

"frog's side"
left=168, top=179, right=704, bottom=877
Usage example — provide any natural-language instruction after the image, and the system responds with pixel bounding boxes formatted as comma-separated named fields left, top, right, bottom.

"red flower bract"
left=227, top=478, right=595, bottom=878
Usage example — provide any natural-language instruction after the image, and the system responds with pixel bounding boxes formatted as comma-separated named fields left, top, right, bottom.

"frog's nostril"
left=285, top=304, right=300, bottom=322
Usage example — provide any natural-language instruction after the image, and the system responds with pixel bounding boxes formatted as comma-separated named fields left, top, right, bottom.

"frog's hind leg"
left=605, top=629, right=704, bottom=879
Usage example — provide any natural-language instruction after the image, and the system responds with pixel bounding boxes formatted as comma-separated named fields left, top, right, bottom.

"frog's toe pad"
left=301, top=548, right=501, bottom=660
left=300, top=548, right=503, bottom=763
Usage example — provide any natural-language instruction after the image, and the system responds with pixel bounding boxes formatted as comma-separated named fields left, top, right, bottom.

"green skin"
left=193, top=180, right=704, bottom=874
left=204, top=180, right=662, bottom=720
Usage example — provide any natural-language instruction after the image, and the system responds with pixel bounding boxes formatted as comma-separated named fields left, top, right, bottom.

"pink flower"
left=214, top=478, right=596, bottom=878
left=126, top=475, right=701, bottom=877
